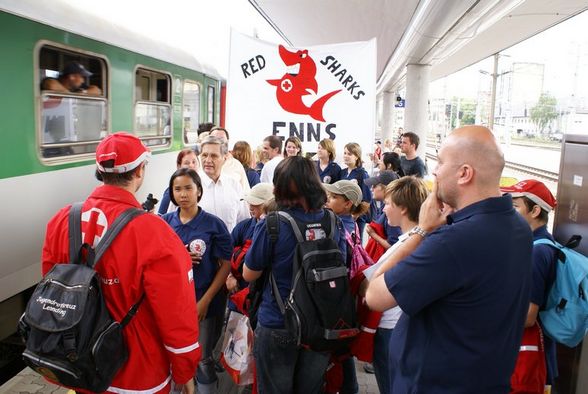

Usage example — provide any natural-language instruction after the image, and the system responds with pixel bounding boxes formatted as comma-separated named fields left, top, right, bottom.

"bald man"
left=366, top=126, right=532, bottom=393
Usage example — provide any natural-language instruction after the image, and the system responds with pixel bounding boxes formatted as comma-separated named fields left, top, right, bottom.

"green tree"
left=530, top=93, right=558, bottom=134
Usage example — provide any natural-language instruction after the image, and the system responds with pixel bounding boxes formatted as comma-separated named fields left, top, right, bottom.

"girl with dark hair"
left=339, top=142, right=372, bottom=238
left=158, top=149, right=199, bottom=215
left=316, top=138, right=341, bottom=184
left=242, top=156, right=347, bottom=394
left=380, top=151, right=405, bottom=177
left=162, top=168, right=233, bottom=394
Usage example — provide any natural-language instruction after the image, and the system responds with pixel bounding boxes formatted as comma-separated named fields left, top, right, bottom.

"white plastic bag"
left=220, top=311, right=255, bottom=386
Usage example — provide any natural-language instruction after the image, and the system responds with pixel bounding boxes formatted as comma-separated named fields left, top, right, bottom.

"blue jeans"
left=373, top=327, right=394, bottom=394
left=340, top=356, right=358, bottom=394
left=196, top=314, right=224, bottom=385
left=253, top=324, right=329, bottom=394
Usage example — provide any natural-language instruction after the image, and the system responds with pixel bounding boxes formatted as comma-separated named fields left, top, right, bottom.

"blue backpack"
left=535, top=236, right=588, bottom=348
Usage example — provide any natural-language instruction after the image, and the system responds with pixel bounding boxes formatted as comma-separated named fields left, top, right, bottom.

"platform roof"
left=250, top=0, right=588, bottom=95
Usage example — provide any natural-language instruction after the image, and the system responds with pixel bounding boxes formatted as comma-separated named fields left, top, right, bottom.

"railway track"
left=425, top=152, right=559, bottom=183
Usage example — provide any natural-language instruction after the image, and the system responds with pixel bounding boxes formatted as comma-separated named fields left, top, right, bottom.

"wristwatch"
left=408, top=226, right=428, bottom=238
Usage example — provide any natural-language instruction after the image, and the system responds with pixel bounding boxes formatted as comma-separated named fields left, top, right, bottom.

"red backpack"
left=230, top=239, right=252, bottom=281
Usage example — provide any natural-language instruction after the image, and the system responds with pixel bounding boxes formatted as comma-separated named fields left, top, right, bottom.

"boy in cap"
left=42, top=132, right=199, bottom=393
left=364, top=171, right=403, bottom=255
left=501, top=179, right=558, bottom=390
left=42, top=62, right=102, bottom=95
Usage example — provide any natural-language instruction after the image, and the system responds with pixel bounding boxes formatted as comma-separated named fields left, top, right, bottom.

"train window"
left=38, top=45, right=108, bottom=160
left=134, top=68, right=171, bottom=146
left=207, top=85, right=215, bottom=123
left=183, top=81, right=200, bottom=144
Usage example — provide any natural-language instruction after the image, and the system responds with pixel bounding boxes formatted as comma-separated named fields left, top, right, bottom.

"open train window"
left=183, top=81, right=201, bottom=144
left=134, top=67, right=172, bottom=147
left=207, top=85, right=215, bottom=123
left=38, top=44, right=109, bottom=160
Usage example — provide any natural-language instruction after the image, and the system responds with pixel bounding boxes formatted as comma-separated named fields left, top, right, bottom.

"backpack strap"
left=534, top=238, right=566, bottom=262
left=68, top=202, right=84, bottom=264
left=92, top=208, right=146, bottom=268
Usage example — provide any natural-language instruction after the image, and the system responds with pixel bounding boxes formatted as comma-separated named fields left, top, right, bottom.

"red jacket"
left=42, top=185, right=200, bottom=393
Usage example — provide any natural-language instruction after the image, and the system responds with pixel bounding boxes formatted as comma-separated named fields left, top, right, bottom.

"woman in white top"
left=360, top=176, right=429, bottom=394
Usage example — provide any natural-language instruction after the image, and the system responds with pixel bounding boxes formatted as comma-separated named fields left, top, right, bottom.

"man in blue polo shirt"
left=366, top=125, right=532, bottom=393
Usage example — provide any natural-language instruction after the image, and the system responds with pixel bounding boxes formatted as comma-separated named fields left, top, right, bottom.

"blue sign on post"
left=395, top=99, right=405, bottom=108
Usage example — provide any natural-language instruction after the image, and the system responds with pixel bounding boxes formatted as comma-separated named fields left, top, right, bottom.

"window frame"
left=133, top=65, right=173, bottom=148
left=182, top=79, right=202, bottom=146
left=35, top=40, right=111, bottom=165
left=207, top=84, right=216, bottom=123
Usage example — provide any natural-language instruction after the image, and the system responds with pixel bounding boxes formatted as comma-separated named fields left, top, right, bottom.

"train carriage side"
left=0, top=9, right=221, bottom=339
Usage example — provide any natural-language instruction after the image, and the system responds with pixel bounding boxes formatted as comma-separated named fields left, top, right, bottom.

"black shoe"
left=363, top=363, right=375, bottom=374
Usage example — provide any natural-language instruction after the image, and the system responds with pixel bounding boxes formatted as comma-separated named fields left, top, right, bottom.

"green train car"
left=0, top=3, right=223, bottom=339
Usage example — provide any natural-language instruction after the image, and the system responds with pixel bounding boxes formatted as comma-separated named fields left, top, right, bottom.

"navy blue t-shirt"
left=369, top=200, right=383, bottom=223
left=163, top=208, right=233, bottom=318
left=532, top=225, right=558, bottom=383
left=244, top=208, right=347, bottom=328
left=157, top=187, right=172, bottom=215
left=316, top=160, right=342, bottom=184
left=245, top=167, right=260, bottom=188
left=400, top=156, right=427, bottom=178
left=340, top=167, right=372, bottom=203
left=375, top=212, right=402, bottom=245
left=384, top=195, right=532, bottom=393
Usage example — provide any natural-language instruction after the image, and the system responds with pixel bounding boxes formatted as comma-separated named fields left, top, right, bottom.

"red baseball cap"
left=95, top=132, right=150, bottom=173
left=500, top=179, right=557, bottom=212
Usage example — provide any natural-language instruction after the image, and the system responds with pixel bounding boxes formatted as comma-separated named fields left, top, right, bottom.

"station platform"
left=0, top=361, right=379, bottom=393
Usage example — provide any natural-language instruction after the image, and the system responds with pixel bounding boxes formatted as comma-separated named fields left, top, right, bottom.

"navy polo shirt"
left=316, top=160, right=342, bottom=184
left=532, top=225, right=558, bottom=383
left=384, top=195, right=532, bottom=393
left=232, top=217, right=258, bottom=246
left=163, top=208, right=233, bottom=318
left=340, top=167, right=372, bottom=203
left=244, top=207, right=347, bottom=328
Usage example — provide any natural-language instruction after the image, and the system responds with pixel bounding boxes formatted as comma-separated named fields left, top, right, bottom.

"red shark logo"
left=267, top=45, right=341, bottom=122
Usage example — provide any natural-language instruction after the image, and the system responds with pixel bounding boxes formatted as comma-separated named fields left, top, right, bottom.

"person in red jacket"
left=42, top=132, right=200, bottom=394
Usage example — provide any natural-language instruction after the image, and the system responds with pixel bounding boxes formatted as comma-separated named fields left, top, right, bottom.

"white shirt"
left=260, top=156, right=283, bottom=183
left=198, top=171, right=250, bottom=232
left=222, top=155, right=251, bottom=191
left=363, top=232, right=409, bottom=329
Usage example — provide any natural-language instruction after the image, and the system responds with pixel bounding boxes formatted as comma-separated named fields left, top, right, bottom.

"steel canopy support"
left=405, top=63, right=430, bottom=160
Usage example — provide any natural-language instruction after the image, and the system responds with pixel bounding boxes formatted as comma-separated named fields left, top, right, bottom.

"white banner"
left=226, top=30, right=376, bottom=162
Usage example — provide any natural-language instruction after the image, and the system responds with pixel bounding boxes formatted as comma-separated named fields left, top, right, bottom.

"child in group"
left=339, top=142, right=372, bottom=238
left=359, top=176, right=429, bottom=393
left=158, top=148, right=199, bottom=215
left=323, top=180, right=371, bottom=394
left=226, top=183, right=274, bottom=302
left=162, top=168, right=233, bottom=394
left=316, top=138, right=341, bottom=184
left=365, top=171, right=403, bottom=260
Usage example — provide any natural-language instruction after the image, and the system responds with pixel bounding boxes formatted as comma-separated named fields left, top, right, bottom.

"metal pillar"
left=405, top=63, right=430, bottom=159
left=381, top=91, right=394, bottom=143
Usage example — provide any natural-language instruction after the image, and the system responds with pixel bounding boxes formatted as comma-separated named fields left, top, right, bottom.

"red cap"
left=501, top=179, right=557, bottom=212
left=95, top=132, right=150, bottom=173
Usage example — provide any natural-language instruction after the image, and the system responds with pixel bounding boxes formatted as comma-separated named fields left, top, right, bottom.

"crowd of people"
left=40, top=123, right=560, bottom=394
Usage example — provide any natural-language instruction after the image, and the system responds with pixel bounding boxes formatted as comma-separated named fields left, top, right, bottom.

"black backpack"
left=267, top=210, right=359, bottom=352
left=18, top=203, right=145, bottom=391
